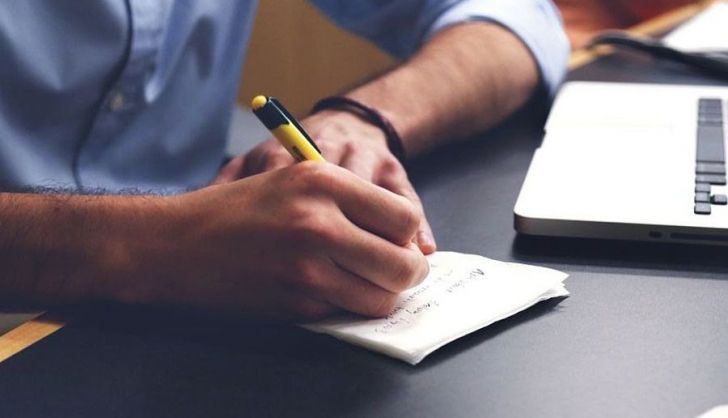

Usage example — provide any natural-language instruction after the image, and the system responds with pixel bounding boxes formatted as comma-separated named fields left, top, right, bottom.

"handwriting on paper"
left=375, top=266, right=486, bottom=333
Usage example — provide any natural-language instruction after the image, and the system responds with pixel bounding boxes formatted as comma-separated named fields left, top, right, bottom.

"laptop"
left=514, top=81, right=728, bottom=245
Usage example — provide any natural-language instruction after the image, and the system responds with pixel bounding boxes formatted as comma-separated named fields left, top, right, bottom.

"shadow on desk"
left=1, top=294, right=565, bottom=418
left=5, top=304, right=405, bottom=417
left=512, top=234, right=728, bottom=278
left=417, top=296, right=567, bottom=369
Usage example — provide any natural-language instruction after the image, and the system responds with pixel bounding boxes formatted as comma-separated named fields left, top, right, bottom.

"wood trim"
left=237, top=0, right=395, bottom=116
left=568, top=0, right=716, bottom=69
left=0, top=313, right=64, bottom=363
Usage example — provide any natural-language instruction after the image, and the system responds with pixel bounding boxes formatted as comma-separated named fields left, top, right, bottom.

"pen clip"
left=268, top=97, right=322, bottom=155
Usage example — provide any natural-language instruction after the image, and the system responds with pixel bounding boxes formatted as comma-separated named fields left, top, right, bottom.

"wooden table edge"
left=0, top=0, right=714, bottom=364
left=0, top=313, right=65, bottom=363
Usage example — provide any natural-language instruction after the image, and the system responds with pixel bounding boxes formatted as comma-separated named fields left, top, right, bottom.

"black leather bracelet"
left=311, top=96, right=406, bottom=161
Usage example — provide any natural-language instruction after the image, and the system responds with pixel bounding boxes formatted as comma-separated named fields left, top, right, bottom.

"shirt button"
left=109, top=92, right=125, bottom=112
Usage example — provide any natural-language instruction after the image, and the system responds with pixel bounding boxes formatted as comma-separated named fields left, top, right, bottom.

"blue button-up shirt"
left=0, top=0, right=568, bottom=193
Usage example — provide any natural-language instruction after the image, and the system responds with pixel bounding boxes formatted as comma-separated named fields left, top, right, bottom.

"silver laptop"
left=514, top=81, right=728, bottom=245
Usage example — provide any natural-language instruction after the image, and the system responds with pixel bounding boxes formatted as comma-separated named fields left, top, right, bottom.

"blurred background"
left=238, top=0, right=396, bottom=117
left=229, top=0, right=710, bottom=155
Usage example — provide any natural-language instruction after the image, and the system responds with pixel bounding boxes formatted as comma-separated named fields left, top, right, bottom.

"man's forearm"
left=346, top=22, right=539, bottom=157
left=0, top=164, right=431, bottom=319
left=0, top=193, right=173, bottom=306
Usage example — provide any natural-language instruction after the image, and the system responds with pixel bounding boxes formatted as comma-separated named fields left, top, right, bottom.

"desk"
left=2, top=22, right=728, bottom=418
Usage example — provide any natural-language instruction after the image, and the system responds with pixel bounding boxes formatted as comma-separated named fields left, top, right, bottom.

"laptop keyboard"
left=694, top=98, right=728, bottom=215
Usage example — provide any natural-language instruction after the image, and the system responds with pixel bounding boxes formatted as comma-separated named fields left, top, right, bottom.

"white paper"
left=697, top=405, right=728, bottom=418
left=663, top=2, right=728, bottom=52
left=304, top=251, right=569, bottom=365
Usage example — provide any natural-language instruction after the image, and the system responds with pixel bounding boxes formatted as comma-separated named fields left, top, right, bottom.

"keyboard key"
left=695, top=182, right=712, bottom=193
left=695, top=203, right=712, bottom=214
left=699, top=98, right=723, bottom=110
left=697, top=125, right=726, bottom=163
left=695, top=192, right=710, bottom=203
left=696, top=162, right=727, bottom=174
left=711, top=194, right=728, bottom=205
left=699, top=111, right=723, bottom=119
left=699, top=115, right=723, bottom=126
left=699, top=108, right=723, bottom=115
left=699, top=105, right=723, bottom=113
left=696, top=174, right=727, bottom=185
left=699, top=104, right=723, bottom=113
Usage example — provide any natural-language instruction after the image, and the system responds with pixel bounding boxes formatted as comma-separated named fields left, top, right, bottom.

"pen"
left=251, top=95, right=325, bottom=162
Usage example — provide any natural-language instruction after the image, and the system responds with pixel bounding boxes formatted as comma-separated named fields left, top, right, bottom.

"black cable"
left=588, top=31, right=728, bottom=80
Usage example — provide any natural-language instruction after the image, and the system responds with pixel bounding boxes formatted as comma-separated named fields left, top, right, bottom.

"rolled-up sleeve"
left=310, top=0, right=570, bottom=97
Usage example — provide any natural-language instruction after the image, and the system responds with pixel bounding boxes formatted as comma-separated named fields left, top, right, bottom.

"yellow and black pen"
left=251, top=95, right=325, bottom=162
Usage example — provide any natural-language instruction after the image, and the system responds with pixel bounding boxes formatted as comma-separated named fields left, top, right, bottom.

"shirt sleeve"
left=309, top=0, right=570, bottom=97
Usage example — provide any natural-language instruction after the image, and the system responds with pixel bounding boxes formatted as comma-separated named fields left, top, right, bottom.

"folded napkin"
left=304, top=251, right=569, bottom=365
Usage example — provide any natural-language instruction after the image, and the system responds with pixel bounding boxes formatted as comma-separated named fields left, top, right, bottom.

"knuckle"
left=285, top=199, right=316, bottom=227
left=290, top=257, right=322, bottom=291
left=287, top=206, right=340, bottom=246
left=290, top=159, right=322, bottom=175
left=293, top=161, right=339, bottom=192
left=390, top=259, right=420, bottom=292
left=405, top=187, right=423, bottom=205
left=380, top=155, right=404, bottom=176
left=396, top=198, right=420, bottom=237
left=368, top=293, right=398, bottom=317
left=414, top=256, right=430, bottom=286
left=395, top=256, right=429, bottom=292
left=342, top=140, right=361, bottom=156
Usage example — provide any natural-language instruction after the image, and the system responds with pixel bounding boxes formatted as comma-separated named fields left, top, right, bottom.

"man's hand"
left=131, top=162, right=429, bottom=320
left=214, top=110, right=436, bottom=255
left=215, top=21, right=543, bottom=256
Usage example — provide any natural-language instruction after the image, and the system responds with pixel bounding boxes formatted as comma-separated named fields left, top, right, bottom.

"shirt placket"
left=75, top=0, right=169, bottom=189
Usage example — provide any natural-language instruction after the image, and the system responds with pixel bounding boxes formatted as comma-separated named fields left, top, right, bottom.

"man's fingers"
left=260, top=151, right=295, bottom=172
left=339, top=147, right=376, bottom=182
left=242, top=148, right=265, bottom=177
left=330, top=222, right=429, bottom=294
left=377, top=169, right=437, bottom=255
left=242, top=139, right=294, bottom=177
left=254, top=140, right=345, bottom=173
left=315, top=140, right=345, bottom=165
left=243, top=150, right=292, bottom=176
left=212, top=155, right=246, bottom=185
left=330, top=170, right=419, bottom=246
left=304, top=258, right=399, bottom=317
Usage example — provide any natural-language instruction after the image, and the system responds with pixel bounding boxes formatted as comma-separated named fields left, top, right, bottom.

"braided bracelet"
left=311, top=96, right=406, bottom=161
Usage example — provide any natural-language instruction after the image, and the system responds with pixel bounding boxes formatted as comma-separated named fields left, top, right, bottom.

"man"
left=0, top=1, right=568, bottom=319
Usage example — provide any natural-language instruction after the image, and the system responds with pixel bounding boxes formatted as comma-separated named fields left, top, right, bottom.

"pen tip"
left=251, top=95, right=268, bottom=110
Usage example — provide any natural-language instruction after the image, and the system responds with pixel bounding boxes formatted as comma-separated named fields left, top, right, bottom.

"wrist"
left=93, top=195, right=184, bottom=305
left=311, top=96, right=406, bottom=160
left=305, top=108, right=390, bottom=150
